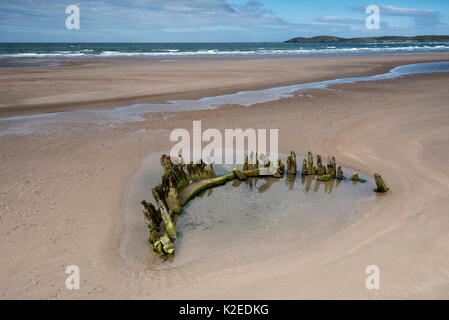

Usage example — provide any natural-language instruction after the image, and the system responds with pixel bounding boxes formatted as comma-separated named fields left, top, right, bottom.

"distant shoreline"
left=2, top=41, right=449, bottom=68
left=285, top=35, right=449, bottom=43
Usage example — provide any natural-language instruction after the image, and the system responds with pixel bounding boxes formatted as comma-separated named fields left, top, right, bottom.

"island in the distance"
left=284, top=35, right=449, bottom=43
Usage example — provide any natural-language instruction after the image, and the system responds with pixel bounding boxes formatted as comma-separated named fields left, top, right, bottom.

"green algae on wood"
left=232, top=168, right=247, bottom=181
left=158, top=200, right=178, bottom=240
left=316, top=154, right=327, bottom=176
left=182, top=173, right=235, bottom=206
left=153, top=240, right=163, bottom=254
left=160, top=233, right=175, bottom=254
left=243, top=156, right=249, bottom=171
left=374, top=173, right=389, bottom=192
left=273, top=158, right=285, bottom=178
left=307, top=151, right=316, bottom=175
left=349, top=171, right=367, bottom=183
left=246, top=151, right=258, bottom=170
left=337, top=166, right=344, bottom=180
left=301, top=159, right=308, bottom=175
left=141, top=200, right=161, bottom=231
left=317, top=174, right=331, bottom=181
left=286, top=151, right=297, bottom=174
left=327, top=156, right=336, bottom=177
left=141, top=200, right=162, bottom=243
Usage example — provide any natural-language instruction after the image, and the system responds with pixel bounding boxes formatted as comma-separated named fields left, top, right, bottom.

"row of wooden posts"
left=244, top=150, right=389, bottom=192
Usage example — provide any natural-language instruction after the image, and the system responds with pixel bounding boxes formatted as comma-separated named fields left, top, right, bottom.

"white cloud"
left=380, top=5, right=442, bottom=26
left=0, top=0, right=288, bottom=30
left=379, top=5, right=437, bottom=17
left=315, top=16, right=364, bottom=24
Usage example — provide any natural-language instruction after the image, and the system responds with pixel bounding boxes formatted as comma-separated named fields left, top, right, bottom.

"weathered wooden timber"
left=317, top=174, right=331, bottom=181
left=316, top=154, right=327, bottom=176
left=232, top=168, right=247, bottom=180
left=374, top=173, right=389, bottom=192
left=327, top=156, right=336, bottom=177
left=286, top=151, right=297, bottom=174
left=301, top=159, right=308, bottom=175
left=273, top=158, right=285, bottom=178
left=337, top=166, right=344, bottom=180
left=307, top=151, right=316, bottom=175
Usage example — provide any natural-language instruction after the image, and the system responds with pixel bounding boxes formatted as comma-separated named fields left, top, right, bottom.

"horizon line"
left=2, top=35, right=449, bottom=44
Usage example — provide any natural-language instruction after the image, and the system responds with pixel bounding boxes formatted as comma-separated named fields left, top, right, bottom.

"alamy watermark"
left=66, top=5, right=80, bottom=30
left=170, top=120, right=278, bottom=167
left=365, top=265, right=380, bottom=290
left=365, top=5, right=380, bottom=30
left=65, top=265, right=80, bottom=290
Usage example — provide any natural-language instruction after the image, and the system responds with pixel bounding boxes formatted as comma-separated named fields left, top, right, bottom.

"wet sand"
left=0, top=53, right=449, bottom=299
left=1, top=53, right=449, bottom=117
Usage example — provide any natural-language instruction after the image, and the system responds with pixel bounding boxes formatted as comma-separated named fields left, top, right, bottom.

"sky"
left=0, top=0, right=448, bottom=42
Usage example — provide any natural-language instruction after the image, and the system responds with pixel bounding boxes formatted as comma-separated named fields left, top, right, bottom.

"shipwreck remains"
left=141, top=151, right=388, bottom=256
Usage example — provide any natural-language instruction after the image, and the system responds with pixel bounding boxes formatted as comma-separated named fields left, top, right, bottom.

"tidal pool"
left=121, top=152, right=376, bottom=269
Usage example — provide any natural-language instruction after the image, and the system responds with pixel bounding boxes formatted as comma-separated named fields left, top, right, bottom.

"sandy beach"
left=1, top=53, right=449, bottom=299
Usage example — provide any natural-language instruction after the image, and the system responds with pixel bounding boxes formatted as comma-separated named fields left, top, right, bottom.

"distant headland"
left=284, top=35, right=449, bottom=43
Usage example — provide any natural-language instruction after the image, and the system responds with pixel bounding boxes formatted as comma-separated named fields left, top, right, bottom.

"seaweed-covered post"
left=286, top=151, right=297, bottom=174
left=159, top=233, right=175, bottom=254
left=316, top=154, right=327, bottom=176
left=374, top=173, right=389, bottom=192
left=243, top=155, right=249, bottom=171
left=141, top=200, right=161, bottom=243
left=278, top=159, right=285, bottom=175
left=186, top=159, right=216, bottom=181
left=273, top=158, right=285, bottom=178
left=152, top=185, right=178, bottom=240
left=159, top=201, right=178, bottom=239
left=208, top=163, right=216, bottom=178
left=350, top=172, right=359, bottom=181
left=337, top=166, right=344, bottom=180
left=301, top=159, right=308, bottom=175
left=232, top=168, right=247, bottom=180
left=327, top=156, right=336, bottom=177
left=307, top=151, right=316, bottom=175
left=255, top=152, right=259, bottom=169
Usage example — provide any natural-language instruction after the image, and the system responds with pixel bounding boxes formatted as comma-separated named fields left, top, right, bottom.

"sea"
left=1, top=42, right=449, bottom=67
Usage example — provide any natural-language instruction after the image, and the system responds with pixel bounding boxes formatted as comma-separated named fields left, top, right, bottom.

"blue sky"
left=0, top=0, right=448, bottom=42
